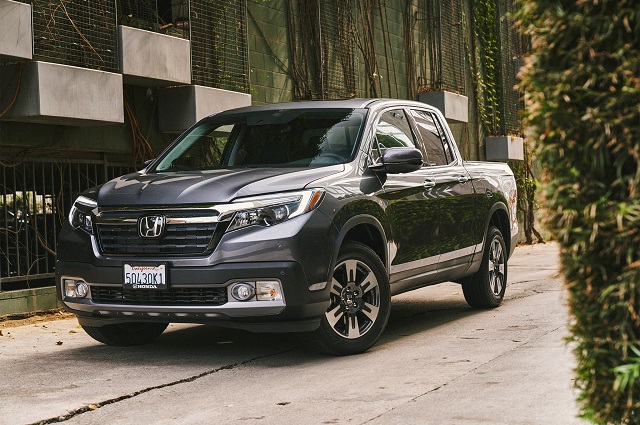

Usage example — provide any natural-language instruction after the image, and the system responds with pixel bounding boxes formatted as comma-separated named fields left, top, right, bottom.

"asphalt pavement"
left=0, top=242, right=586, bottom=425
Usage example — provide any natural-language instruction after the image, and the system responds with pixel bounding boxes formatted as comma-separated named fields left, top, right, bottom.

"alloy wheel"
left=326, top=259, right=381, bottom=339
left=488, top=236, right=505, bottom=296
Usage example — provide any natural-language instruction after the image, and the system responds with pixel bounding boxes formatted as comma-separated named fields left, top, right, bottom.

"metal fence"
left=116, top=0, right=190, bottom=38
left=0, top=158, right=132, bottom=291
left=439, top=0, right=466, bottom=95
left=319, top=0, right=357, bottom=99
left=413, top=0, right=466, bottom=95
left=497, top=0, right=523, bottom=136
left=31, top=0, right=118, bottom=72
left=117, top=0, right=158, bottom=31
left=190, top=0, right=249, bottom=93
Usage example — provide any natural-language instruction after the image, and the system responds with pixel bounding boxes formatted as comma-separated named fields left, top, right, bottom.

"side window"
left=409, top=109, right=448, bottom=166
left=431, top=113, right=456, bottom=164
left=371, top=109, right=416, bottom=162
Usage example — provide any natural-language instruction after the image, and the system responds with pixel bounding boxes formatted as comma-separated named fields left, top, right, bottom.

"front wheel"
left=82, top=322, right=169, bottom=346
left=462, top=226, right=507, bottom=309
left=298, top=241, right=391, bottom=355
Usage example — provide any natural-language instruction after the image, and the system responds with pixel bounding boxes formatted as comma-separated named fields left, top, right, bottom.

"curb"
left=0, top=287, right=59, bottom=316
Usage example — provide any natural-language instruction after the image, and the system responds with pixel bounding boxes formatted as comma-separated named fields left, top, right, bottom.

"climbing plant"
left=473, top=0, right=502, bottom=137
left=470, top=0, right=542, bottom=243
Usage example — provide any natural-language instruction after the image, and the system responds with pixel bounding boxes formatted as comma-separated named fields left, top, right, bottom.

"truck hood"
left=96, top=166, right=344, bottom=206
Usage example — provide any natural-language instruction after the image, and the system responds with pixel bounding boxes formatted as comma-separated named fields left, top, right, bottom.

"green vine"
left=473, top=0, right=502, bottom=137
left=471, top=0, right=542, bottom=243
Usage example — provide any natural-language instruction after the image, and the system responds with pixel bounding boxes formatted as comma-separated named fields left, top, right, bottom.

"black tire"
left=462, top=226, right=507, bottom=309
left=82, top=322, right=169, bottom=346
left=298, top=241, right=391, bottom=356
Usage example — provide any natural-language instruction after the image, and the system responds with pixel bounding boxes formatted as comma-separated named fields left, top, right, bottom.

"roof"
left=213, top=98, right=439, bottom=118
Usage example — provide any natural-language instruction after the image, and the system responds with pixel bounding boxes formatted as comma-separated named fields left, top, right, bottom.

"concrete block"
left=485, top=135, right=524, bottom=161
left=0, top=61, right=124, bottom=125
left=250, top=52, right=266, bottom=71
left=418, top=90, right=469, bottom=123
left=158, top=85, right=252, bottom=133
left=270, top=72, right=289, bottom=88
left=0, top=0, right=32, bottom=62
left=118, top=25, right=191, bottom=86
left=0, top=287, right=58, bottom=316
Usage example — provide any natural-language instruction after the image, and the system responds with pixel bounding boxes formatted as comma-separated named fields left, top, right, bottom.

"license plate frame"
left=123, top=263, right=168, bottom=290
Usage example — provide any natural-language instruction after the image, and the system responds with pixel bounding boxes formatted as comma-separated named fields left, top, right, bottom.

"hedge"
left=517, top=1, right=640, bottom=423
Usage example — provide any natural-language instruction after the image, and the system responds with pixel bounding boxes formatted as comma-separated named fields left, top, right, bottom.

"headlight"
left=68, top=195, right=97, bottom=234
left=226, top=189, right=324, bottom=232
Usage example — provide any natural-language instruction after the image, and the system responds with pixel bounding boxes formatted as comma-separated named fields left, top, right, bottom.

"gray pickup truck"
left=57, top=99, right=518, bottom=355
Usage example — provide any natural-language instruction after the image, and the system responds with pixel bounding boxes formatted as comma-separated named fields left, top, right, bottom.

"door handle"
left=423, top=179, right=435, bottom=188
left=457, top=175, right=469, bottom=184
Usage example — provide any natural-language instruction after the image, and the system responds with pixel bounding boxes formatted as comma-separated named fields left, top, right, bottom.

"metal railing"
left=0, top=157, right=132, bottom=291
left=497, top=0, right=523, bottom=136
left=190, top=0, right=249, bottom=93
left=116, top=0, right=190, bottom=38
left=31, top=0, right=119, bottom=72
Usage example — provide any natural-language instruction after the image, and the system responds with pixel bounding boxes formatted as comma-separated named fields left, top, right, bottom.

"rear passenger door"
left=408, top=108, right=477, bottom=280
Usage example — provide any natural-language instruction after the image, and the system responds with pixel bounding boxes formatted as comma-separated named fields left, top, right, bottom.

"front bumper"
left=56, top=209, right=338, bottom=333
left=57, top=260, right=329, bottom=332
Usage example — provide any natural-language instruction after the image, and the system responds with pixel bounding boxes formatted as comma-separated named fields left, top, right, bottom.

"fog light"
left=256, top=281, right=283, bottom=301
left=64, top=279, right=89, bottom=298
left=75, top=281, right=89, bottom=298
left=231, top=283, right=255, bottom=301
left=64, top=279, right=77, bottom=297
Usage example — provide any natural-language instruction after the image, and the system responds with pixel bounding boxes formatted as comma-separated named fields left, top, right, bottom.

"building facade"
left=0, top=0, right=524, bottom=291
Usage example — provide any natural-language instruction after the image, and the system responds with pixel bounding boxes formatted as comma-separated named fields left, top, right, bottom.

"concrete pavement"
left=0, top=243, right=585, bottom=425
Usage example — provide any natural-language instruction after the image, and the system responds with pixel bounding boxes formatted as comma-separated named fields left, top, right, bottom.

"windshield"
left=154, top=108, right=366, bottom=171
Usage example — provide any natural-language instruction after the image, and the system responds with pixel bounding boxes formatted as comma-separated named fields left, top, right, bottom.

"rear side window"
left=431, top=113, right=456, bottom=164
left=409, top=109, right=450, bottom=166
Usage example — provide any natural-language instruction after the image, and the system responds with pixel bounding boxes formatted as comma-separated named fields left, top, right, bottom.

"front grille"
left=96, top=223, right=217, bottom=255
left=90, top=286, right=228, bottom=306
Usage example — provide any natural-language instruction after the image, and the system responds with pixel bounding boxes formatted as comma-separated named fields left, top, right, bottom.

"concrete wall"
left=371, top=2, right=409, bottom=99
left=0, top=85, right=173, bottom=158
left=158, top=85, right=252, bottom=133
left=119, top=26, right=191, bottom=86
left=247, top=0, right=294, bottom=105
left=0, top=0, right=32, bottom=62
left=0, top=62, right=124, bottom=126
left=0, top=0, right=486, bottom=161
left=245, top=0, right=481, bottom=160
left=0, top=287, right=57, bottom=316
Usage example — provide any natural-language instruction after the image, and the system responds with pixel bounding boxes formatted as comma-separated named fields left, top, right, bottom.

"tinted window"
left=372, top=109, right=416, bottom=161
left=154, top=109, right=365, bottom=171
left=409, top=109, right=448, bottom=166
left=431, top=113, right=456, bottom=164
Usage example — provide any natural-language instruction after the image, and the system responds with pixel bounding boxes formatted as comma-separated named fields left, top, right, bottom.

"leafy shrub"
left=517, top=1, right=639, bottom=423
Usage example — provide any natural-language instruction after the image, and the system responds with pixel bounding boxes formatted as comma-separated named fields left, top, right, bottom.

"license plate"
left=123, top=264, right=167, bottom=289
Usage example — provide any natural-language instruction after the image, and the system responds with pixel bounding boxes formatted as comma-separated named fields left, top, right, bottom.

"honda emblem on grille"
left=138, top=215, right=166, bottom=238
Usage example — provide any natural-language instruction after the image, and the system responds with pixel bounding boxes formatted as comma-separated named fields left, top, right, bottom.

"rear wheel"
left=82, top=322, right=169, bottom=346
left=298, top=241, right=390, bottom=355
left=462, top=226, right=507, bottom=308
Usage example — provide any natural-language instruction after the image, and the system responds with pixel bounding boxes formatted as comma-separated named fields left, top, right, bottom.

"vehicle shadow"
left=39, top=292, right=485, bottom=368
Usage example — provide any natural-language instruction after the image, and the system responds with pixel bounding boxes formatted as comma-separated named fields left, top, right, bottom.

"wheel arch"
left=487, top=202, right=511, bottom=255
left=334, top=215, right=387, bottom=271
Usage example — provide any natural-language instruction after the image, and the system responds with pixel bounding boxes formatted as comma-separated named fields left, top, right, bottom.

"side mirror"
left=370, top=147, right=423, bottom=174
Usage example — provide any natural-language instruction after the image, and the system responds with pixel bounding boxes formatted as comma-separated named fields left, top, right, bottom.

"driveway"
left=0, top=243, right=585, bottom=425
